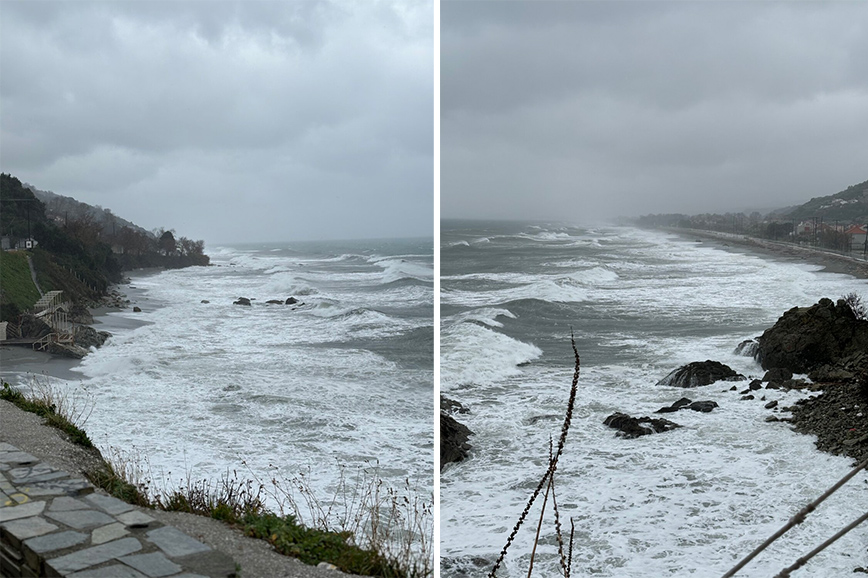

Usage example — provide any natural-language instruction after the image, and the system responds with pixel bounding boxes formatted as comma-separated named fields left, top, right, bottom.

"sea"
left=440, top=220, right=868, bottom=578
left=8, top=238, right=433, bottom=523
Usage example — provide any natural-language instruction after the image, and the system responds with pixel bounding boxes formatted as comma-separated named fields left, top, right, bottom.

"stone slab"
left=25, top=529, right=88, bottom=553
left=115, top=510, right=156, bottom=528
left=50, top=496, right=91, bottom=512
left=0, top=515, right=59, bottom=547
left=85, top=493, right=134, bottom=515
left=45, top=509, right=115, bottom=530
left=0, top=500, right=46, bottom=522
left=68, top=563, right=148, bottom=577
left=119, top=551, right=183, bottom=577
left=91, top=522, right=129, bottom=545
left=0, top=443, right=20, bottom=452
left=26, top=478, right=93, bottom=497
left=145, top=526, right=211, bottom=558
left=0, top=451, right=39, bottom=466
left=45, top=537, right=143, bottom=575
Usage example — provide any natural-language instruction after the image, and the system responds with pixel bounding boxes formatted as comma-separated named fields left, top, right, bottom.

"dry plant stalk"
left=489, top=332, right=581, bottom=578
left=721, top=456, right=868, bottom=578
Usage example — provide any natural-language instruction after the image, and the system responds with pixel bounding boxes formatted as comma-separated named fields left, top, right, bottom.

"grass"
left=0, top=250, right=42, bottom=320
left=1, top=379, right=94, bottom=448
left=88, top=447, right=432, bottom=577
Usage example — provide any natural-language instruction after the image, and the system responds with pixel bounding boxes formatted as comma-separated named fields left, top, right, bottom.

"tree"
left=159, top=230, right=176, bottom=256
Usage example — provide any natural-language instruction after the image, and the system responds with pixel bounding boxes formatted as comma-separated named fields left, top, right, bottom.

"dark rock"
left=655, top=397, right=693, bottom=413
left=734, top=339, right=760, bottom=357
left=657, top=360, right=746, bottom=388
left=730, top=385, right=738, bottom=391
left=266, top=300, right=284, bottom=304
left=603, top=413, right=680, bottom=438
left=441, top=413, right=473, bottom=469
left=286, top=297, right=299, bottom=305
left=808, top=365, right=855, bottom=383
left=749, top=381, right=762, bottom=391
left=688, top=400, right=719, bottom=413
left=765, top=381, right=782, bottom=390
left=741, top=395, right=755, bottom=400
left=233, top=297, right=252, bottom=306
left=764, top=400, right=778, bottom=409
left=756, top=298, right=868, bottom=373
left=762, top=368, right=792, bottom=382
left=68, top=304, right=93, bottom=325
left=74, top=326, right=111, bottom=349
left=18, top=314, right=52, bottom=340
left=132, top=306, right=142, bottom=312
left=201, top=300, right=210, bottom=304
left=440, top=395, right=470, bottom=415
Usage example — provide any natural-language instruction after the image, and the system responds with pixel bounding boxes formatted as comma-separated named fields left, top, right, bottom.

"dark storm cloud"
left=442, top=1, right=868, bottom=222
left=1, top=0, right=432, bottom=243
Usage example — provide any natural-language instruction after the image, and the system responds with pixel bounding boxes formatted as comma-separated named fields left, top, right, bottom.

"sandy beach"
left=0, top=272, right=160, bottom=387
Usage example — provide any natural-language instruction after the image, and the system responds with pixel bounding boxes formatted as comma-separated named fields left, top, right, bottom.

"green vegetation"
left=0, top=250, right=42, bottom=320
left=1, top=172, right=210, bottom=322
left=1, top=381, right=93, bottom=448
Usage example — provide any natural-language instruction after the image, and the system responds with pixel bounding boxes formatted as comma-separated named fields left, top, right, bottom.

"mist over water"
left=440, top=220, right=868, bottom=577
left=43, top=238, right=432, bottom=509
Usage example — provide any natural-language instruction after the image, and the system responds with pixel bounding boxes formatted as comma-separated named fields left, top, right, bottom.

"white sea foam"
left=440, top=322, right=542, bottom=391
left=440, top=223, right=868, bottom=576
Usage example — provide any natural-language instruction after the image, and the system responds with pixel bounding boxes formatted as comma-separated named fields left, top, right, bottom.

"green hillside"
left=785, top=179, right=868, bottom=223
left=0, top=250, right=42, bottom=320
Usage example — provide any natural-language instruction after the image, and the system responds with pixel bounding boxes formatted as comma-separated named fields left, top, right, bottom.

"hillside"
left=783, top=179, right=868, bottom=223
left=1, top=173, right=209, bottom=322
left=28, top=185, right=154, bottom=240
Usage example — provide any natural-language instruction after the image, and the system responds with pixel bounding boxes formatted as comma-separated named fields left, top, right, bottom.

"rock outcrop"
left=603, top=413, right=680, bottom=438
left=73, top=326, right=111, bottom=349
left=233, top=297, right=252, bottom=306
left=657, top=360, right=746, bottom=388
left=441, top=413, right=473, bottom=469
left=756, top=298, right=868, bottom=373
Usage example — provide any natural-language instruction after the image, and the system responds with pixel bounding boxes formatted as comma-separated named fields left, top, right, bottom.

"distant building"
left=845, top=224, right=867, bottom=253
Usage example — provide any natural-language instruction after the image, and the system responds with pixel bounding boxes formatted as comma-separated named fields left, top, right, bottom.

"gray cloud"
left=442, top=1, right=868, bottom=222
left=1, top=0, right=432, bottom=243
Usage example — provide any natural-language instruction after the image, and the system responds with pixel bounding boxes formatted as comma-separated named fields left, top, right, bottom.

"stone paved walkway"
left=0, top=442, right=236, bottom=578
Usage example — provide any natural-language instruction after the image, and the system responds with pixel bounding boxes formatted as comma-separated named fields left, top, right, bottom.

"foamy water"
left=441, top=221, right=868, bottom=577
left=36, top=238, right=432, bottom=514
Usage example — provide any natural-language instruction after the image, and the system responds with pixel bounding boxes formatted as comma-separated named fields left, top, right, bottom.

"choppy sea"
left=440, top=220, right=868, bottom=577
left=14, top=238, right=434, bottom=516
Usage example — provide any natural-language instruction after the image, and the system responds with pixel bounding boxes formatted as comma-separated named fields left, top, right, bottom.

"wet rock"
left=655, top=397, right=693, bottom=413
left=749, top=381, right=763, bottom=391
left=132, top=306, right=142, bottom=312
left=440, top=395, right=469, bottom=414
left=603, top=413, right=680, bottom=438
left=441, top=413, right=473, bottom=469
left=201, top=300, right=210, bottom=304
left=764, top=400, right=778, bottom=409
left=688, top=400, right=718, bottom=413
left=233, top=297, right=252, bottom=306
left=762, top=368, right=792, bottom=382
left=657, top=360, right=746, bottom=388
left=734, top=339, right=760, bottom=358
left=286, top=297, right=299, bottom=305
left=18, top=315, right=52, bottom=340
left=266, top=300, right=284, bottom=304
left=756, top=298, right=868, bottom=373
left=74, top=326, right=111, bottom=349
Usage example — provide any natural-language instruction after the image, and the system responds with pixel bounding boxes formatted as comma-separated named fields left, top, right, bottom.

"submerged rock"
left=655, top=398, right=718, bottom=413
left=657, top=360, right=746, bottom=388
left=603, top=413, right=680, bottom=438
left=233, top=297, right=252, bottom=306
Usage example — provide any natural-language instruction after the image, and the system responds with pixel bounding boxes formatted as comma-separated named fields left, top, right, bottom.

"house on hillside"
left=845, top=224, right=868, bottom=254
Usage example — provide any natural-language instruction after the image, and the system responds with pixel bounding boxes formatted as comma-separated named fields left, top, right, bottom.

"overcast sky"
left=1, top=0, right=432, bottom=244
left=442, top=1, right=868, bottom=223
